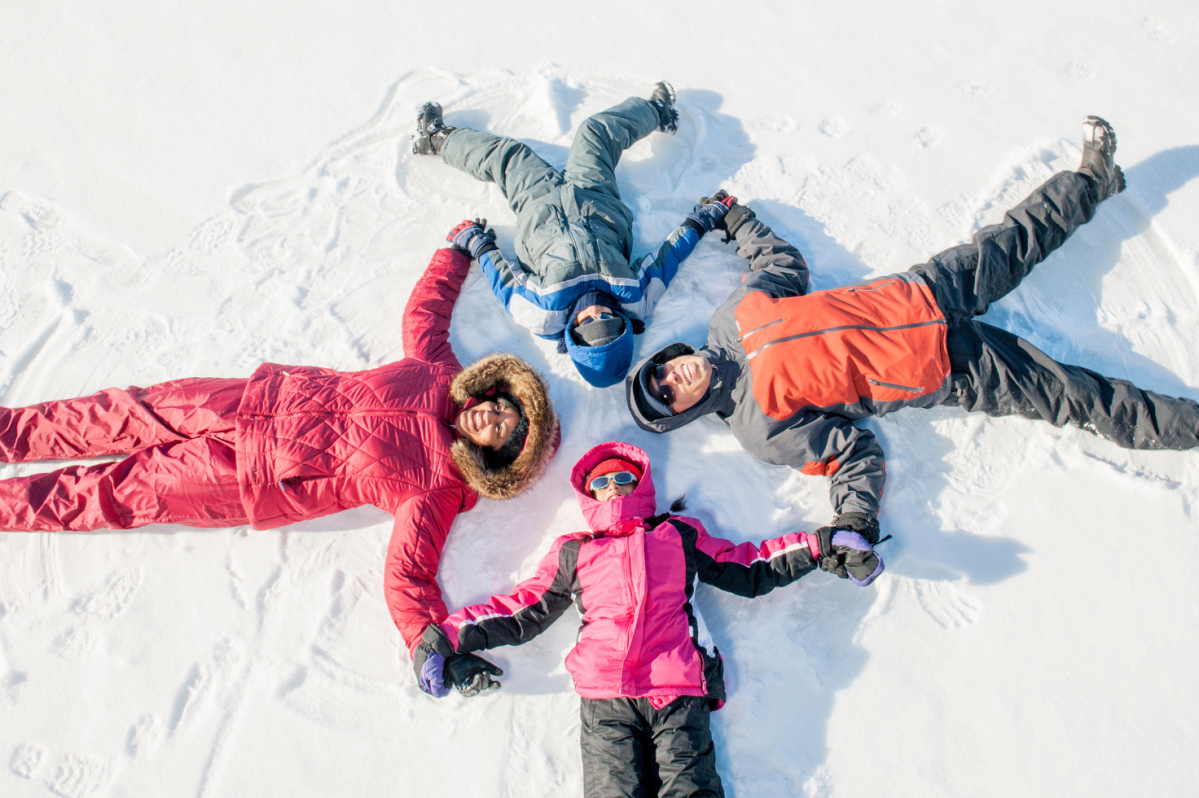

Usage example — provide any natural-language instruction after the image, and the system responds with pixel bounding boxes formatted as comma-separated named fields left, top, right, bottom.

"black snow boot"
left=648, top=81, right=679, bottom=134
left=1078, top=116, right=1125, bottom=202
left=412, top=101, right=456, bottom=156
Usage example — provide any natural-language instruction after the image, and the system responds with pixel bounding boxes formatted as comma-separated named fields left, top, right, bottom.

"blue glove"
left=815, top=528, right=884, bottom=586
left=446, top=218, right=499, bottom=260
left=684, top=193, right=737, bottom=235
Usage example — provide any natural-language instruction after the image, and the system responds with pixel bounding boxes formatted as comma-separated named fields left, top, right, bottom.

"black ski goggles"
left=588, top=471, right=639, bottom=492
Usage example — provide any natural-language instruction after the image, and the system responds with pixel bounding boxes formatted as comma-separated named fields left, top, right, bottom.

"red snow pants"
left=0, top=379, right=250, bottom=532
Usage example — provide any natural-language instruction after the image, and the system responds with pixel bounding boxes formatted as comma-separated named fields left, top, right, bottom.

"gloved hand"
left=830, top=512, right=882, bottom=546
left=684, top=192, right=737, bottom=235
left=701, top=189, right=756, bottom=241
left=813, top=527, right=884, bottom=586
left=444, top=653, right=504, bottom=697
left=446, top=218, right=499, bottom=260
left=413, top=624, right=456, bottom=698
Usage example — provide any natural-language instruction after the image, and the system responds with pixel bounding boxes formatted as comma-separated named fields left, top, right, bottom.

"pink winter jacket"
left=235, top=248, right=478, bottom=650
left=440, top=442, right=823, bottom=707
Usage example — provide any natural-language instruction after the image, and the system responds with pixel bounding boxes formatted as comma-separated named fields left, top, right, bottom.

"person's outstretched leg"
left=1, top=378, right=245, bottom=463
left=0, top=435, right=247, bottom=531
left=944, top=320, right=1199, bottom=450
left=412, top=100, right=564, bottom=217
left=651, top=697, right=724, bottom=798
left=440, top=129, right=564, bottom=216
left=563, top=92, right=670, bottom=200
left=580, top=697, right=656, bottom=798
left=911, top=118, right=1124, bottom=321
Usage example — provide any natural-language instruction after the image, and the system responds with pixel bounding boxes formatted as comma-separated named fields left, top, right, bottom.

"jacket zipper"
left=745, top=318, right=948, bottom=360
left=736, top=317, right=783, bottom=343
left=844, top=279, right=900, bottom=293
left=866, top=378, right=924, bottom=393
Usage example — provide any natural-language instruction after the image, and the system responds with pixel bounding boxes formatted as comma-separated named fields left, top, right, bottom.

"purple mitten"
left=418, top=651, right=450, bottom=698
left=830, top=530, right=885, bottom=586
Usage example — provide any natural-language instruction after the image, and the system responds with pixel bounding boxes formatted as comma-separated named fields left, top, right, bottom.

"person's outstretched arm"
left=620, top=223, right=702, bottom=321
left=668, top=515, right=882, bottom=597
left=440, top=535, right=582, bottom=653
left=410, top=534, right=582, bottom=698
left=401, top=246, right=473, bottom=367
left=728, top=214, right=810, bottom=298
left=749, top=410, right=887, bottom=525
left=384, top=488, right=471, bottom=652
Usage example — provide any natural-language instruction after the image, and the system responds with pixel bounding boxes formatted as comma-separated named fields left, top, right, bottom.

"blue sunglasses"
left=588, top=471, right=639, bottom=492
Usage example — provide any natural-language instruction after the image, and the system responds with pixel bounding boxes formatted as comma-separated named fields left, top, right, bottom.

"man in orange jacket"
left=626, top=117, right=1199, bottom=545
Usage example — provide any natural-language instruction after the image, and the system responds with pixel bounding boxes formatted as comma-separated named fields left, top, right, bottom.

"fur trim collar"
left=450, top=353, right=558, bottom=501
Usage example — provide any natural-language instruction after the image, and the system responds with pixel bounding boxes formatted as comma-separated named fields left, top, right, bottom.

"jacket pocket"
left=702, top=646, right=726, bottom=705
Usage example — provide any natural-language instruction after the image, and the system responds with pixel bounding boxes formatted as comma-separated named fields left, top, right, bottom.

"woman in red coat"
left=0, top=242, right=559, bottom=661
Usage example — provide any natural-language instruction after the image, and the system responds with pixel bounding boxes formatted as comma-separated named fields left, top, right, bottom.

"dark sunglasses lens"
left=651, top=364, right=674, bottom=406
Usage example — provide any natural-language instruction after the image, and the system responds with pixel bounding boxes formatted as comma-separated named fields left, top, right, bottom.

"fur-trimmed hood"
left=449, top=353, right=559, bottom=501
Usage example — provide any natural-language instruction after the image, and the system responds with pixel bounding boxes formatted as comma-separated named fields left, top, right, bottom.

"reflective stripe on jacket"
left=734, top=275, right=949, bottom=420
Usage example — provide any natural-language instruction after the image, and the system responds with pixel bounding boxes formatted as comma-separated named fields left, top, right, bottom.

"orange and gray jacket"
left=627, top=218, right=951, bottom=518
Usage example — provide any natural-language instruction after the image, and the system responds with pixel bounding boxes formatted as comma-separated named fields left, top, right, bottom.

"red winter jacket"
left=235, top=248, right=478, bottom=650
left=440, top=442, right=822, bottom=707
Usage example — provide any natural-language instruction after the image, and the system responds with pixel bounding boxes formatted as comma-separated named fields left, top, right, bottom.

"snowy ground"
left=3, top=3, right=1199, bottom=797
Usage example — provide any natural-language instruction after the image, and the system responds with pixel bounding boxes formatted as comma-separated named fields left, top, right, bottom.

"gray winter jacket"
left=627, top=218, right=927, bottom=518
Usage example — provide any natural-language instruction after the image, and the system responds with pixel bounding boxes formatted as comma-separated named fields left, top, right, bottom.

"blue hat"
left=562, top=292, right=634, bottom=387
left=565, top=315, right=634, bottom=387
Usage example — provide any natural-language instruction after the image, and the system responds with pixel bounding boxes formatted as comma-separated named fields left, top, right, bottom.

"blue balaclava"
left=561, top=291, right=635, bottom=388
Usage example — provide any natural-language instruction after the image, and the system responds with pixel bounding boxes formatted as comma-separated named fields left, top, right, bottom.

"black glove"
left=444, top=653, right=504, bottom=697
left=831, top=512, right=881, bottom=546
left=815, top=527, right=885, bottom=586
left=701, top=189, right=756, bottom=242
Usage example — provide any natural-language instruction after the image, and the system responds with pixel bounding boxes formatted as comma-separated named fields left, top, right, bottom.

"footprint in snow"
left=10, top=744, right=111, bottom=798
left=819, top=118, right=849, bottom=138
left=910, top=579, right=982, bottom=629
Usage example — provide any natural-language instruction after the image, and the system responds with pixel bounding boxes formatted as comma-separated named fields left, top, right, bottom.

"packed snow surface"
left=3, top=3, right=1199, bottom=796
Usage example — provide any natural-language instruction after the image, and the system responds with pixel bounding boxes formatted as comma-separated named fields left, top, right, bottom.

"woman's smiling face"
left=455, top=401, right=520, bottom=449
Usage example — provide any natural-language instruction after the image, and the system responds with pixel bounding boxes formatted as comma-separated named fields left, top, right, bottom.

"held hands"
left=446, top=218, right=499, bottom=260
left=414, top=624, right=504, bottom=699
left=417, top=649, right=504, bottom=698
left=685, top=192, right=737, bottom=234
left=444, top=653, right=503, bottom=697
left=812, top=527, right=884, bottom=586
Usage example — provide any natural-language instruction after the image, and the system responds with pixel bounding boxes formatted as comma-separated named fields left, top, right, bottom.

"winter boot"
left=648, top=82, right=679, bottom=134
left=412, top=102, right=456, bottom=156
left=1078, top=116, right=1125, bottom=201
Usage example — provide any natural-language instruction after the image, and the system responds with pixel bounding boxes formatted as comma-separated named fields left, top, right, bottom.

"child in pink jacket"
left=415, top=441, right=882, bottom=798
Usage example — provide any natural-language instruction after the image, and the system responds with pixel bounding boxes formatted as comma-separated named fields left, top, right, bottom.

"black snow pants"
left=909, top=171, right=1199, bottom=450
left=580, top=696, right=724, bottom=798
